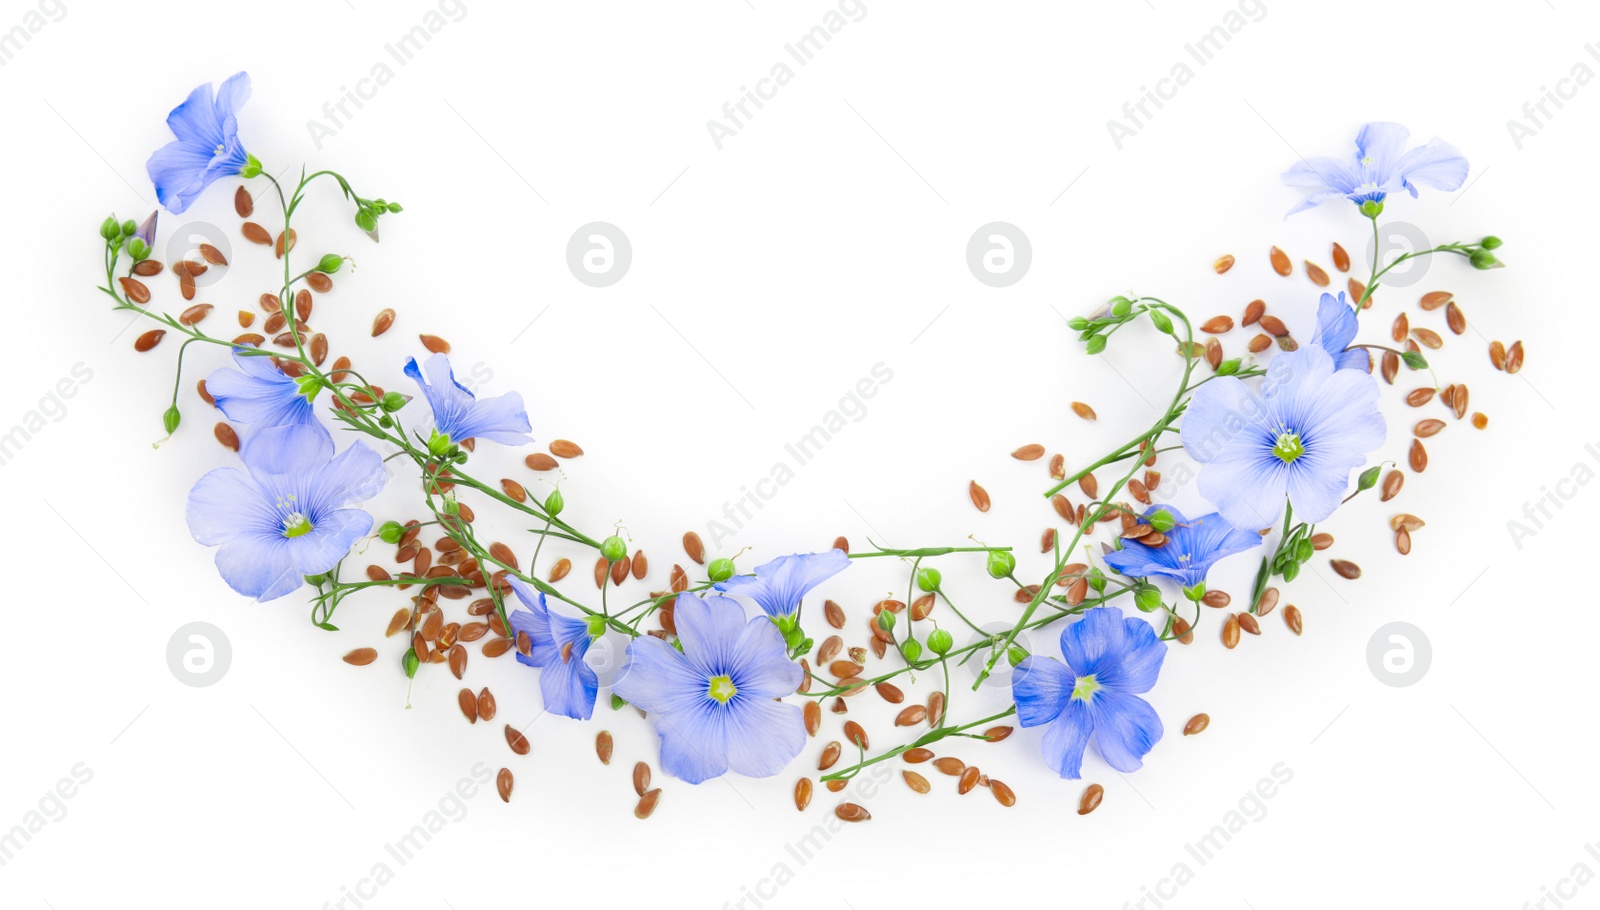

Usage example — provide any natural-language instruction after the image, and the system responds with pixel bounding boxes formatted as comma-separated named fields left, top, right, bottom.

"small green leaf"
left=1402, top=350, right=1429, bottom=370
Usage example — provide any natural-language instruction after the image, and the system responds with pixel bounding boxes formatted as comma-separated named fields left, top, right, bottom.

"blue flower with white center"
left=1012, top=607, right=1166, bottom=778
left=204, top=348, right=317, bottom=431
left=403, top=353, right=531, bottom=452
left=1180, top=344, right=1386, bottom=531
left=1309, top=291, right=1370, bottom=372
left=1281, top=122, right=1468, bottom=218
left=713, top=549, right=850, bottom=619
left=505, top=577, right=599, bottom=721
left=146, top=72, right=258, bottom=215
left=1103, top=505, right=1262, bottom=589
left=186, top=423, right=386, bottom=602
left=612, top=593, right=805, bottom=784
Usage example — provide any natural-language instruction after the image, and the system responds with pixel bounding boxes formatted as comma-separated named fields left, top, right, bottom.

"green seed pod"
left=1085, top=335, right=1108, bottom=355
left=1469, top=249, right=1501, bottom=270
left=707, top=557, right=735, bottom=583
left=1134, top=585, right=1163, bottom=613
left=1357, top=465, right=1381, bottom=491
left=901, top=639, right=923, bottom=662
left=120, top=219, right=137, bottom=236
left=1480, top=235, right=1503, bottom=250
left=915, top=567, right=942, bottom=592
left=1282, top=560, right=1301, bottom=583
left=162, top=406, right=181, bottom=435
left=128, top=238, right=150, bottom=261
left=1148, top=310, right=1174, bottom=335
left=876, top=610, right=896, bottom=632
left=544, top=488, right=565, bottom=517
left=1087, top=566, right=1107, bottom=594
left=402, top=648, right=420, bottom=679
left=1359, top=199, right=1384, bottom=218
left=1149, top=509, right=1176, bottom=532
left=378, top=520, right=405, bottom=544
left=316, top=254, right=345, bottom=273
left=380, top=391, right=407, bottom=412
left=587, top=616, right=609, bottom=639
left=99, top=216, right=120, bottom=240
left=1067, top=317, right=1090, bottom=331
left=986, top=550, right=1017, bottom=579
left=927, top=628, right=954, bottom=655
left=1295, top=538, right=1314, bottom=563
left=601, top=535, right=628, bottom=563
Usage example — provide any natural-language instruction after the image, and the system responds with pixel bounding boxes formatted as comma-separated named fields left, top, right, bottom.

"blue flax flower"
left=187, top=423, right=386, bottom=601
left=147, top=72, right=256, bottom=214
left=713, top=549, right=850, bottom=619
left=1012, top=607, right=1165, bottom=778
left=1309, top=292, right=1370, bottom=372
left=1282, top=121, right=1468, bottom=217
left=1103, top=505, right=1261, bottom=588
left=404, top=353, right=531, bottom=450
left=1180, top=344, right=1386, bottom=531
left=613, top=593, right=805, bottom=784
left=205, top=348, right=317, bottom=430
left=505, top=577, right=599, bottom=720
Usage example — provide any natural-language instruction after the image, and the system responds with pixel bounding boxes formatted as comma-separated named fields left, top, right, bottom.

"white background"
left=1, top=0, right=1595, bottom=908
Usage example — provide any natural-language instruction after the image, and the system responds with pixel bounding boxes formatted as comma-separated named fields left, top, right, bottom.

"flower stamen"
left=1272, top=430, right=1305, bottom=464
left=1071, top=673, right=1100, bottom=703
left=707, top=675, right=737, bottom=704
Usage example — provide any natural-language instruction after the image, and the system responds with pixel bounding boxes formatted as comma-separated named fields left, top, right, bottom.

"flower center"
left=1071, top=674, right=1100, bottom=703
left=215, top=143, right=226, bottom=156
left=1360, top=155, right=1374, bottom=167
left=707, top=675, right=737, bottom=704
left=282, top=511, right=313, bottom=539
left=1272, top=430, right=1305, bottom=464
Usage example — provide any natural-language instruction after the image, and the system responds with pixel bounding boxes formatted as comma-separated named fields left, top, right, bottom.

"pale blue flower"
left=713, top=549, right=850, bottom=619
left=1282, top=122, right=1468, bottom=217
left=506, top=578, right=598, bottom=720
left=147, top=72, right=254, bottom=214
left=404, top=353, right=531, bottom=447
left=186, top=423, right=386, bottom=601
left=613, top=593, right=804, bottom=784
left=1103, top=505, right=1261, bottom=588
left=205, top=348, right=316, bottom=430
left=1012, top=607, right=1165, bottom=778
left=1180, top=345, right=1386, bottom=530
left=1310, top=292, right=1370, bottom=372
